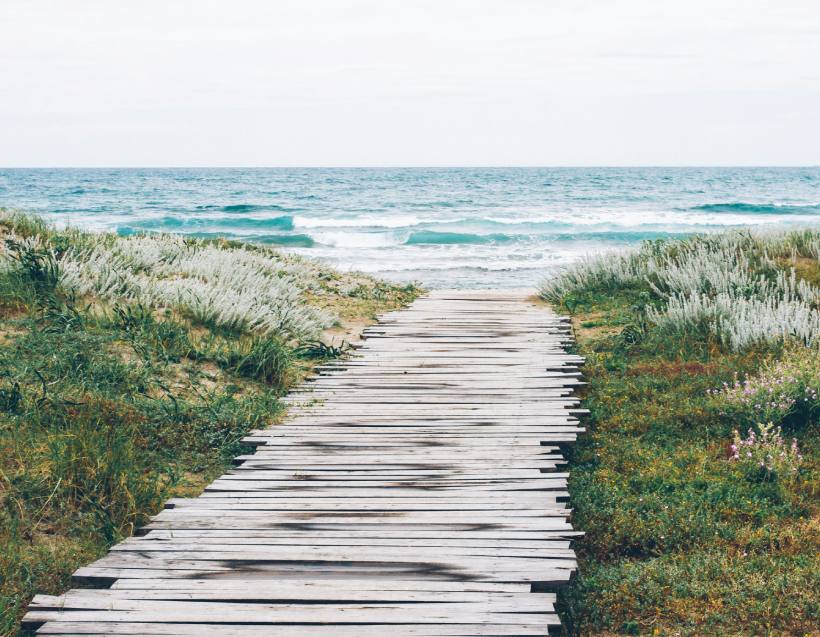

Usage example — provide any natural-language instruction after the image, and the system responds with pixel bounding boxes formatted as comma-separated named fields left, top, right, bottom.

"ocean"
left=1, top=167, right=819, bottom=288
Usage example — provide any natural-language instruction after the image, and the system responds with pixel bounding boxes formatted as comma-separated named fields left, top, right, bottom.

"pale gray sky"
left=1, top=0, right=819, bottom=166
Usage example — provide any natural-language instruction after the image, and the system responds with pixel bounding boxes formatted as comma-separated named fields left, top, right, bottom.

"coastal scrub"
left=0, top=210, right=421, bottom=636
left=541, top=228, right=819, bottom=636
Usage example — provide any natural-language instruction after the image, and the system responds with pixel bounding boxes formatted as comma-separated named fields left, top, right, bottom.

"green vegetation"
left=0, top=211, right=421, bottom=636
left=541, top=230, right=819, bottom=636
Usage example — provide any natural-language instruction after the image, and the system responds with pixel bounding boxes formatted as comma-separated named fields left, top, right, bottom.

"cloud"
left=0, top=0, right=818, bottom=165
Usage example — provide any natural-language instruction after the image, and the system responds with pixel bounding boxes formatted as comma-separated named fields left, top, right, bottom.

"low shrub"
left=713, top=347, right=820, bottom=426
left=730, top=422, right=803, bottom=477
left=230, top=337, right=293, bottom=387
left=540, top=229, right=820, bottom=351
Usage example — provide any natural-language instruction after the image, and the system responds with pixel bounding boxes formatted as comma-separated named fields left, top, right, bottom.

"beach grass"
left=0, top=211, right=421, bottom=636
left=542, top=229, right=819, bottom=636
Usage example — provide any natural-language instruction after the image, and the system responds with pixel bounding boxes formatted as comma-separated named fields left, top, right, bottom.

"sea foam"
left=3, top=166, right=818, bottom=288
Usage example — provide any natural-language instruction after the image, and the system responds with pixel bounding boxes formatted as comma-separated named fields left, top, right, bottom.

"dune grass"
left=0, top=211, right=421, bottom=636
left=541, top=229, right=819, bottom=636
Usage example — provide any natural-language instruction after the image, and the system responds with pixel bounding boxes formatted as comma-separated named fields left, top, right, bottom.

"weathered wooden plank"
left=35, top=622, right=559, bottom=635
left=130, top=536, right=574, bottom=549
left=107, top=578, right=535, bottom=592
left=137, top=528, right=582, bottom=540
left=139, top=515, right=572, bottom=537
left=96, top=547, right=577, bottom=562
left=167, top=496, right=568, bottom=508
left=146, top=511, right=573, bottom=524
left=70, top=563, right=574, bottom=584
left=32, top=588, right=557, bottom=605
left=202, top=485, right=569, bottom=497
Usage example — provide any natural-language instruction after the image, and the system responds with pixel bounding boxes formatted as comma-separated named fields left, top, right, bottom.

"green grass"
left=0, top=213, right=422, bottom=636
left=547, top=243, right=819, bottom=636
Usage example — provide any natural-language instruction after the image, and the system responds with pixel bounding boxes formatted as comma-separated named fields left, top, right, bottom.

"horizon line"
left=2, top=164, right=819, bottom=170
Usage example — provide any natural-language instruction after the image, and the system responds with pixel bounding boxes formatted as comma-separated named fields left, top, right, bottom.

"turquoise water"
left=1, top=167, right=819, bottom=288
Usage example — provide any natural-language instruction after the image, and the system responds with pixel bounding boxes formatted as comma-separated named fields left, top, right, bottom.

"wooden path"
left=24, top=290, right=584, bottom=636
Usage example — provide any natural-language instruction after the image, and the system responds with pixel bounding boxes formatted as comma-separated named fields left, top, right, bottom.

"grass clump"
left=540, top=228, right=819, bottom=636
left=0, top=210, right=422, bottom=636
left=541, top=229, right=820, bottom=350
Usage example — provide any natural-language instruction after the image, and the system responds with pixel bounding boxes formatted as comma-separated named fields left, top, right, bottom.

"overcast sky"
left=1, top=0, right=819, bottom=166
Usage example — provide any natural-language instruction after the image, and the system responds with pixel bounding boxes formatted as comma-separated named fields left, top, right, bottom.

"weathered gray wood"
left=24, top=290, right=583, bottom=636
left=126, top=537, right=574, bottom=549
left=35, top=622, right=560, bottom=635
left=32, top=588, right=557, bottom=605
left=107, top=578, right=534, bottom=591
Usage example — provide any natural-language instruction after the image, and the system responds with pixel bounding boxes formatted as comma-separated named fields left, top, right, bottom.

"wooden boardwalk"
left=24, top=290, right=584, bottom=636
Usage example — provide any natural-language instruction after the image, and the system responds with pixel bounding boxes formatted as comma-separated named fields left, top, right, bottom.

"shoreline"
left=5, top=165, right=820, bottom=291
